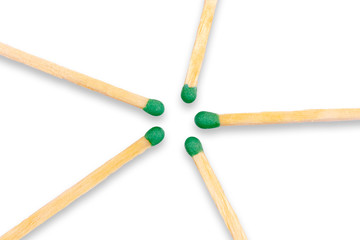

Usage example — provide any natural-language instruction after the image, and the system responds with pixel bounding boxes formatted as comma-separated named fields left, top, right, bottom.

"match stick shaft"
left=0, top=137, right=151, bottom=240
left=193, top=152, right=247, bottom=240
left=0, top=42, right=148, bottom=109
left=220, top=109, right=360, bottom=126
left=185, top=0, right=217, bottom=87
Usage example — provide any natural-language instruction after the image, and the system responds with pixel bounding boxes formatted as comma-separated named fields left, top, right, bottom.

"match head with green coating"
left=143, top=99, right=165, bottom=116
left=145, top=127, right=165, bottom=146
left=195, top=111, right=220, bottom=129
left=185, top=137, right=204, bottom=157
left=181, top=84, right=197, bottom=103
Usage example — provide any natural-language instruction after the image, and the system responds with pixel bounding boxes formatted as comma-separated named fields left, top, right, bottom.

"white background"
left=1, top=0, right=360, bottom=239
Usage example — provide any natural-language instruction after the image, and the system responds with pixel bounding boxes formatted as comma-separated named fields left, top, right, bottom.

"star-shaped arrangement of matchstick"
left=1, top=1, right=360, bottom=240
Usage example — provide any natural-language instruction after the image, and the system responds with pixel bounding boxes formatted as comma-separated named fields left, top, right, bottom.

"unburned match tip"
left=181, top=84, right=197, bottom=103
left=185, top=137, right=203, bottom=157
left=145, top=127, right=165, bottom=146
left=195, top=111, right=220, bottom=129
left=143, top=99, right=165, bottom=116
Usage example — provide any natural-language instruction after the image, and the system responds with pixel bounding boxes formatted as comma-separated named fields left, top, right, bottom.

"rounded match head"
left=145, top=127, right=165, bottom=146
left=181, top=84, right=197, bottom=103
left=143, top=99, right=165, bottom=116
left=195, top=111, right=220, bottom=129
left=185, top=137, right=203, bottom=157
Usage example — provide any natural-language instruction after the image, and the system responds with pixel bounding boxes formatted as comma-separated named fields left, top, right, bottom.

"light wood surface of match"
left=0, top=137, right=151, bottom=240
left=220, top=108, right=360, bottom=126
left=0, top=42, right=149, bottom=109
left=185, top=0, right=218, bottom=87
left=193, top=152, right=247, bottom=240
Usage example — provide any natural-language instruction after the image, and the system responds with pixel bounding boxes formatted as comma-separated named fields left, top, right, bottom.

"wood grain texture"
left=193, top=152, right=247, bottom=240
left=0, top=137, right=151, bottom=240
left=184, top=0, right=218, bottom=87
left=220, top=108, right=360, bottom=126
left=0, top=42, right=149, bottom=109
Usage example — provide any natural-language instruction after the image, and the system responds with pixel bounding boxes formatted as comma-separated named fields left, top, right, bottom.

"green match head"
left=185, top=137, right=203, bottom=157
left=195, top=111, right=220, bottom=129
left=143, top=99, right=165, bottom=116
left=181, top=84, right=197, bottom=103
left=145, top=127, right=165, bottom=146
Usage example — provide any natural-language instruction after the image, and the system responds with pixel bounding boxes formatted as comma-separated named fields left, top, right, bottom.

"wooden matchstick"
left=0, top=127, right=165, bottom=240
left=195, top=109, right=360, bottom=129
left=185, top=137, right=247, bottom=240
left=0, top=42, right=164, bottom=116
left=181, top=0, right=218, bottom=103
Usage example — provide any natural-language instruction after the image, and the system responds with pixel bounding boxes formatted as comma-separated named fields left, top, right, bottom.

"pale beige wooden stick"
left=0, top=127, right=164, bottom=240
left=195, top=109, right=360, bottom=129
left=0, top=42, right=164, bottom=116
left=181, top=0, right=218, bottom=103
left=185, top=137, right=247, bottom=240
